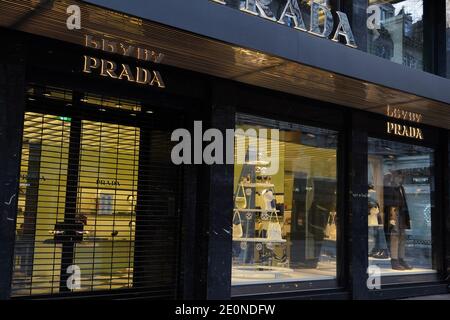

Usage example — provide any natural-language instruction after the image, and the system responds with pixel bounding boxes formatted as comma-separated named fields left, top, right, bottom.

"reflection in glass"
left=368, top=0, right=424, bottom=70
left=232, top=114, right=338, bottom=287
left=368, top=138, right=435, bottom=276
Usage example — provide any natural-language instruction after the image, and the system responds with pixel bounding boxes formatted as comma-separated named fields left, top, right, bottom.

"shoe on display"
left=370, top=252, right=379, bottom=259
left=275, top=254, right=287, bottom=263
left=391, top=259, right=406, bottom=270
left=370, top=249, right=382, bottom=258
left=399, top=259, right=413, bottom=270
left=376, top=249, right=390, bottom=260
left=370, top=249, right=388, bottom=259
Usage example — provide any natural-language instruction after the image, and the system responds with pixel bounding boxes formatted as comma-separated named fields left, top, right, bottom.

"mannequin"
left=384, top=172, right=412, bottom=270
left=368, top=196, right=389, bottom=259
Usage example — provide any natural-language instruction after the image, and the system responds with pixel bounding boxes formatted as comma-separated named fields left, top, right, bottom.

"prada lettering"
left=97, top=179, right=121, bottom=186
left=85, top=35, right=165, bottom=63
left=83, top=56, right=165, bottom=88
left=210, top=0, right=357, bottom=48
left=386, top=105, right=423, bottom=123
left=387, top=122, right=424, bottom=140
left=83, top=35, right=165, bottom=88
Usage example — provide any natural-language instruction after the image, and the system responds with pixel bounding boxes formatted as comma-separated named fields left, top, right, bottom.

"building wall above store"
left=0, top=0, right=449, bottom=129
left=84, top=0, right=450, bottom=105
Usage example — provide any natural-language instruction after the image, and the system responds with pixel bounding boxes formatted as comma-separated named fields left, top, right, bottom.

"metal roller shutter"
left=11, top=86, right=182, bottom=299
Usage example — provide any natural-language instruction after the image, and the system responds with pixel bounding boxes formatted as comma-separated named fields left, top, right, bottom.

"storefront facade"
left=0, top=0, right=449, bottom=300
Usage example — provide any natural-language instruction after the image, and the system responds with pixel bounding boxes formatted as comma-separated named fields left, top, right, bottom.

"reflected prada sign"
left=386, top=106, right=424, bottom=140
left=82, top=35, right=165, bottom=88
left=210, top=0, right=357, bottom=48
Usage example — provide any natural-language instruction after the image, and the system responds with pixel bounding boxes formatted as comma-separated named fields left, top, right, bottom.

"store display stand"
left=232, top=151, right=286, bottom=270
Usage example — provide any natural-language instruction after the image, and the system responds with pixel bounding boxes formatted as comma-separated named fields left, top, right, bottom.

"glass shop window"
left=231, top=114, right=338, bottom=288
left=367, top=0, right=424, bottom=70
left=368, top=138, right=435, bottom=276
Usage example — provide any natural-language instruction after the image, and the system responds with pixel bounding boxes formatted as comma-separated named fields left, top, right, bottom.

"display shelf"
left=231, top=265, right=336, bottom=285
left=234, top=209, right=279, bottom=213
left=232, top=265, right=294, bottom=280
left=232, top=237, right=286, bottom=243
left=245, top=160, right=270, bottom=166
left=233, top=149, right=286, bottom=266
left=240, top=183, right=275, bottom=188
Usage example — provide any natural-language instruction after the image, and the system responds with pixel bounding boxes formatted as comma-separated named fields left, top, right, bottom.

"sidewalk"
left=402, top=294, right=450, bottom=300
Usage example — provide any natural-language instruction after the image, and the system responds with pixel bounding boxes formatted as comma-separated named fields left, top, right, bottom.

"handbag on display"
left=324, top=211, right=337, bottom=241
left=368, top=199, right=381, bottom=227
left=368, top=207, right=380, bottom=226
left=232, top=210, right=243, bottom=239
left=267, top=210, right=283, bottom=241
left=235, top=184, right=247, bottom=210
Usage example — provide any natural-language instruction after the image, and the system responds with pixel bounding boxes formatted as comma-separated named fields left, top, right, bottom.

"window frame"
left=364, top=111, right=447, bottom=289
left=230, top=112, right=343, bottom=297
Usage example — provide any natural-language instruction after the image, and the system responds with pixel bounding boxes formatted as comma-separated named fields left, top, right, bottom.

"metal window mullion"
left=58, top=94, right=83, bottom=293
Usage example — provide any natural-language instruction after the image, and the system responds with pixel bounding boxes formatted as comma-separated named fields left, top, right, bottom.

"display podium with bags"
left=232, top=150, right=287, bottom=279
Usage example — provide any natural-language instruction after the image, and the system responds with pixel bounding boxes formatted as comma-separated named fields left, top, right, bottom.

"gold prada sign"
left=387, top=122, right=424, bottom=140
left=83, top=56, right=165, bottom=88
left=386, top=105, right=423, bottom=123
left=82, top=35, right=165, bottom=88
left=386, top=106, right=424, bottom=140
